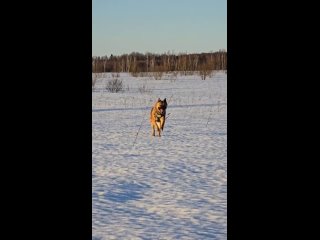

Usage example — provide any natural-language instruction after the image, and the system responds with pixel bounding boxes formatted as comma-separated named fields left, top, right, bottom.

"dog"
left=150, top=98, right=167, bottom=137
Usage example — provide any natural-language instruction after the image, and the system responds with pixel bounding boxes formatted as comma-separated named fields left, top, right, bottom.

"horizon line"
left=92, top=49, right=227, bottom=58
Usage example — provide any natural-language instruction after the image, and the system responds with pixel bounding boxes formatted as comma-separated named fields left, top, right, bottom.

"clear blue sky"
left=93, top=0, right=227, bottom=56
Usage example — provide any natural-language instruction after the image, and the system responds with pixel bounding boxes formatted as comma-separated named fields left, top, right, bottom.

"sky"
left=92, top=0, right=227, bottom=56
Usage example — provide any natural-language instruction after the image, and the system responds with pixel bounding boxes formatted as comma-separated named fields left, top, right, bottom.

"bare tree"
left=92, top=51, right=227, bottom=74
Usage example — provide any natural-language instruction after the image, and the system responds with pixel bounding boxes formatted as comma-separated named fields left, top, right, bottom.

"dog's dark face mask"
left=157, top=98, right=167, bottom=114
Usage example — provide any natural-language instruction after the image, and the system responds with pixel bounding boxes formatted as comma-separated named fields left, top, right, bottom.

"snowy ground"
left=92, top=71, right=227, bottom=240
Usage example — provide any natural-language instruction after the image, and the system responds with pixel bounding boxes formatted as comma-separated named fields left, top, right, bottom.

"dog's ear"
left=163, top=98, right=167, bottom=107
left=158, top=98, right=161, bottom=102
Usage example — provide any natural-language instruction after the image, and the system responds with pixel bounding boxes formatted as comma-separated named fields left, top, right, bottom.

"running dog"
left=150, top=98, right=167, bottom=137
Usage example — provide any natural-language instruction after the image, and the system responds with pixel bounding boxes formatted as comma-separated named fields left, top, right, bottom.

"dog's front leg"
left=156, top=122, right=161, bottom=137
left=160, top=117, right=165, bottom=131
left=152, top=125, right=155, bottom=136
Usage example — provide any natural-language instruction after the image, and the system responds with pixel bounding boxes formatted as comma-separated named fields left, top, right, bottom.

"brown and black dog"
left=150, top=98, right=167, bottom=137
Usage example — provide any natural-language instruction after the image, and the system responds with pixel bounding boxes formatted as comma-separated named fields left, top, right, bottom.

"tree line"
left=92, top=50, right=227, bottom=73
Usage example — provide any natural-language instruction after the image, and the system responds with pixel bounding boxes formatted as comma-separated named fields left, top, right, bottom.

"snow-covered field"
left=92, top=71, right=227, bottom=240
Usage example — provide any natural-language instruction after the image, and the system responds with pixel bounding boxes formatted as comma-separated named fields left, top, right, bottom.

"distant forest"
left=92, top=50, right=227, bottom=73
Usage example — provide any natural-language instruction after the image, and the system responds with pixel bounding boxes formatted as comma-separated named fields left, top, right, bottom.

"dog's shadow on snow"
left=105, top=181, right=150, bottom=203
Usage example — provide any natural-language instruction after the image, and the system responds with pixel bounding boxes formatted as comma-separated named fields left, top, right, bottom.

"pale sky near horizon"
left=93, top=0, right=227, bottom=56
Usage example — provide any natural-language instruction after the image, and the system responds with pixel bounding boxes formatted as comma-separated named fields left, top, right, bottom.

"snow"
left=92, top=71, right=227, bottom=239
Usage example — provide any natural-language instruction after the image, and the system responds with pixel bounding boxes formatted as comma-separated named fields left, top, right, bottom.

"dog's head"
left=155, top=98, right=167, bottom=115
